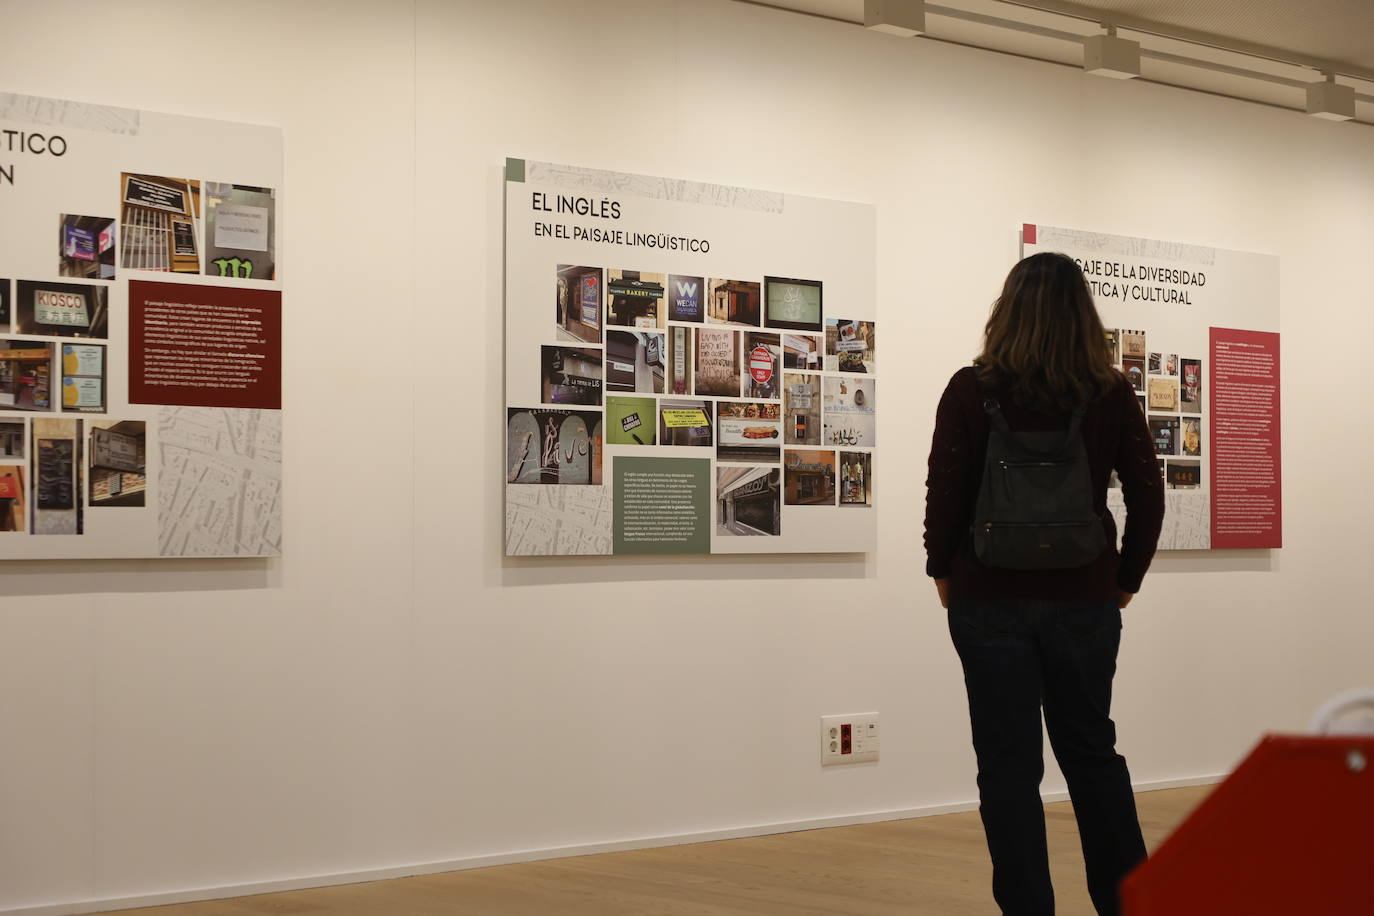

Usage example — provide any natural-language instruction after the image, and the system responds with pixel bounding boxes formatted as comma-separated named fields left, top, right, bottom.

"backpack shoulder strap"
left=972, top=365, right=1011, bottom=433
left=972, top=365, right=1087, bottom=449
left=1057, top=405, right=1087, bottom=453
left=982, top=396, right=1011, bottom=433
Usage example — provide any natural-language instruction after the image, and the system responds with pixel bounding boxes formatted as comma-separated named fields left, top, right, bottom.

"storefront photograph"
left=540, top=345, right=603, bottom=406
left=555, top=264, right=603, bottom=344
left=1148, top=351, right=1179, bottom=375
left=0, top=339, right=56, bottom=411
left=58, top=214, right=116, bottom=281
left=0, top=421, right=23, bottom=458
left=605, top=330, right=664, bottom=394
left=89, top=420, right=147, bottom=508
left=1105, top=327, right=1121, bottom=363
left=716, top=466, right=780, bottom=536
left=607, top=269, right=666, bottom=328
left=13, top=282, right=109, bottom=339
left=838, top=450, right=872, bottom=507
left=30, top=416, right=83, bottom=535
left=119, top=173, right=202, bottom=273
left=783, top=372, right=820, bottom=445
left=782, top=333, right=821, bottom=371
left=783, top=449, right=836, bottom=506
left=1167, top=460, right=1202, bottom=489
left=1125, top=356, right=1146, bottom=391
left=506, top=408, right=602, bottom=485
left=1151, top=416, right=1181, bottom=455
left=706, top=278, right=760, bottom=327
left=0, top=465, right=24, bottom=532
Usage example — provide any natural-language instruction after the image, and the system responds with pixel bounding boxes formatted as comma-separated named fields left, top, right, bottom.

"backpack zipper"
left=999, top=459, right=1069, bottom=500
left=983, top=520, right=1095, bottom=529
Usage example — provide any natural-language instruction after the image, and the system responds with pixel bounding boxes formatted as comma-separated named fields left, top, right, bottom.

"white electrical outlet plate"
left=821, top=712, right=880, bottom=766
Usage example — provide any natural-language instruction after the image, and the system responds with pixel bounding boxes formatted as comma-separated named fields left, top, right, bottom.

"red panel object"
left=1122, top=734, right=1374, bottom=915
left=1023, top=223, right=1037, bottom=244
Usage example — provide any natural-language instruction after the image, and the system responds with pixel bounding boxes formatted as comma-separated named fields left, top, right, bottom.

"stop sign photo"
left=749, top=345, right=773, bottom=383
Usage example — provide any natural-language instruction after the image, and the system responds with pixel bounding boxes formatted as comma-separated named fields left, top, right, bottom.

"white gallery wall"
left=2, top=0, right=1372, bottom=912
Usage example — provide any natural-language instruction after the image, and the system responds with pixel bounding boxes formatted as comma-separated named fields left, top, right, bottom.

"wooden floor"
left=100, top=785, right=1212, bottom=916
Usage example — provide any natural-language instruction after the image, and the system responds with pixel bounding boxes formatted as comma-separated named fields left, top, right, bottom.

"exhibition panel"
left=504, top=159, right=877, bottom=555
left=0, top=92, right=283, bottom=558
left=1022, top=224, right=1281, bottom=550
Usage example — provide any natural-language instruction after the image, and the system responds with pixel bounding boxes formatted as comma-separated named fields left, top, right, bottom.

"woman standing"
left=925, top=252, right=1164, bottom=916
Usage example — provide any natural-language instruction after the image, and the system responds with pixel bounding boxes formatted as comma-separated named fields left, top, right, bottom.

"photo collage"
left=510, top=266, right=876, bottom=541
left=0, top=173, right=277, bottom=539
left=1025, top=221, right=1279, bottom=550
left=1113, top=327, right=1203, bottom=490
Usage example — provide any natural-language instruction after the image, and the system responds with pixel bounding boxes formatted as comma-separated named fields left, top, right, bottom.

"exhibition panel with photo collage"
left=0, top=92, right=282, bottom=557
left=1023, top=224, right=1281, bottom=550
left=504, top=159, right=877, bottom=556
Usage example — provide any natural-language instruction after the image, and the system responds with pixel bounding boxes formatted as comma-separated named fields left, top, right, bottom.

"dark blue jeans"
left=948, top=599, right=1146, bottom=916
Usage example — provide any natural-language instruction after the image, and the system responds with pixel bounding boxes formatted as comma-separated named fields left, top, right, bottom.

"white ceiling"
left=741, top=0, right=1374, bottom=123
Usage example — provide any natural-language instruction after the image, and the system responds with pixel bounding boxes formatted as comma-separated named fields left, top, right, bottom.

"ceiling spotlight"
left=864, top=0, right=924, bottom=38
left=1306, top=73, right=1355, bottom=121
left=1084, top=26, right=1141, bottom=79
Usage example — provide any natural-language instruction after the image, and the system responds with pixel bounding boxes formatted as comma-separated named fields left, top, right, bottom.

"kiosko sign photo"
left=35, top=289, right=89, bottom=327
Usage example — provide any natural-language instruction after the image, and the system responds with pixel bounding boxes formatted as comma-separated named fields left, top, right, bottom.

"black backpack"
left=971, top=376, right=1107, bottom=571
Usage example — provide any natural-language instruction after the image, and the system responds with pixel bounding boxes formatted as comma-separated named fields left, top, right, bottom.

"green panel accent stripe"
left=505, top=157, right=525, bottom=182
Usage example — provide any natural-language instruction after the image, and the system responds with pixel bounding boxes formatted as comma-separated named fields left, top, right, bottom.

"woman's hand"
left=1119, top=591, right=1134, bottom=609
left=935, top=578, right=950, bottom=609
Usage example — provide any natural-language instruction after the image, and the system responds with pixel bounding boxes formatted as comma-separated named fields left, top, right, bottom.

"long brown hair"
left=976, top=252, right=1119, bottom=410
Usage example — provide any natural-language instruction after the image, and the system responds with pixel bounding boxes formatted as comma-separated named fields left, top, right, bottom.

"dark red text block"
left=1210, top=327, right=1281, bottom=549
left=129, top=280, right=281, bottom=410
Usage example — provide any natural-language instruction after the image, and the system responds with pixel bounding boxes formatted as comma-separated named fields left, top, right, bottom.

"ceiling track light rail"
left=996, top=0, right=1374, bottom=85
left=735, top=1, right=1370, bottom=125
